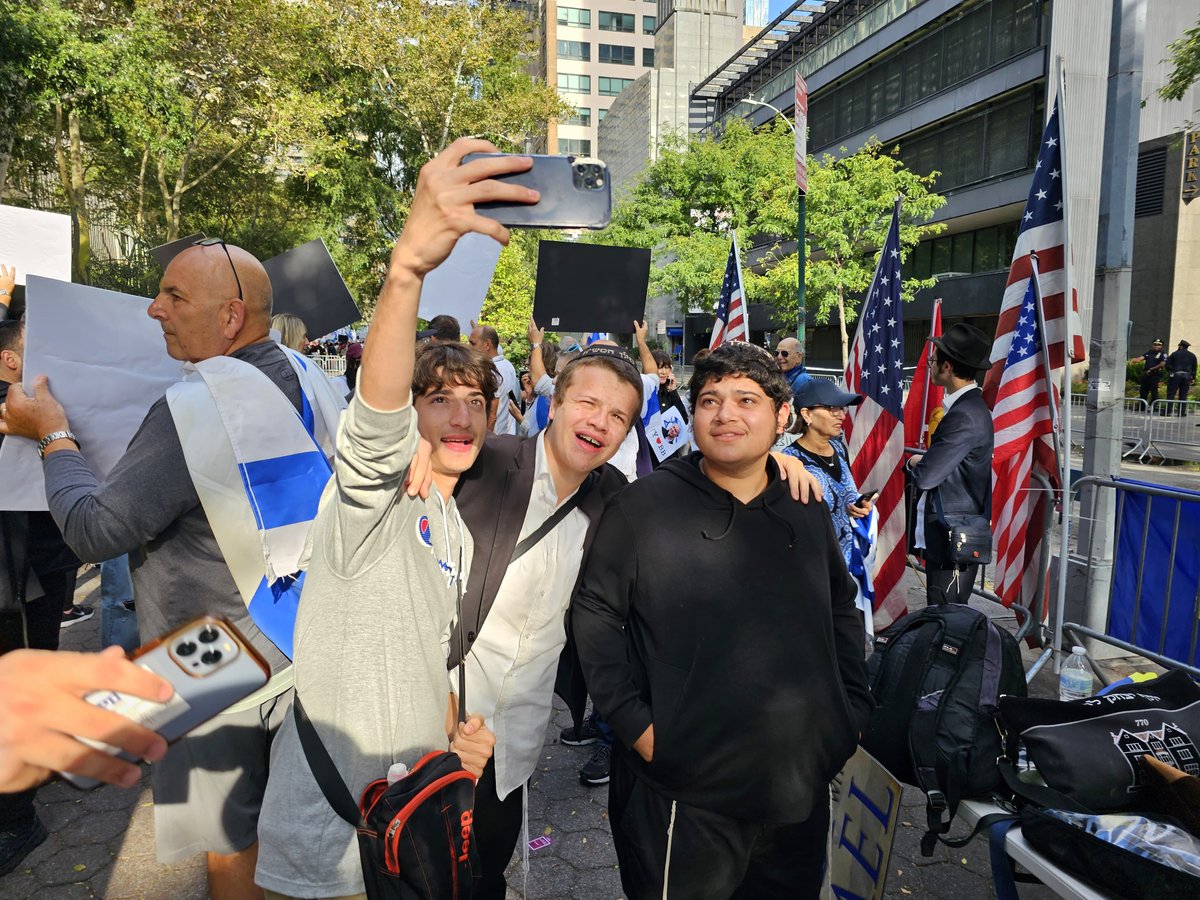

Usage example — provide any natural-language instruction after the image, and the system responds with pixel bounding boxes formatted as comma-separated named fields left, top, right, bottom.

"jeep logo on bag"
left=458, top=809, right=473, bottom=863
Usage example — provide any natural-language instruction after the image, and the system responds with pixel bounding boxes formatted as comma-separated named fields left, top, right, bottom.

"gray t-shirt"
left=43, top=340, right=301, bottom=673
left=255, top=394, right=472, bottom=897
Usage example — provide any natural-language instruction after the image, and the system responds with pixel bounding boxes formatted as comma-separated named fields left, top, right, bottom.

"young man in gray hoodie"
left=255, top=140, right=539, bottom=899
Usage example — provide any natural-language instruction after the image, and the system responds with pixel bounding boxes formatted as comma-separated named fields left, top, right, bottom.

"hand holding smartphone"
left=64, top=616, right=270, bottom=789
left=461, top=153, right=612, bottom=229
left=855, top=490, right=879, bottom=506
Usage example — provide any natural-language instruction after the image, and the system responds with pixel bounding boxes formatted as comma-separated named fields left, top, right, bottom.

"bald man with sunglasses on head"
left=0, top=239, right=345, bottom=899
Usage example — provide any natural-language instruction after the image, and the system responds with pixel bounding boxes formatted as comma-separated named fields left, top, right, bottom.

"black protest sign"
left=150, top=234, right=206, bottom=270
left=532, top=241, right=650, bottom=333
left=263, top=239, right=361, bottom=338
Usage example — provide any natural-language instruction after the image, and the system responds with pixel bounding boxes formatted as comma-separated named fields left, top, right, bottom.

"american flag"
left=903, top=299, right=944, bottom=450
left=709, top=236, right=748, bottom=349
left=843, top=200, right=908, bottom=628
left=991, top=262, right=1058, bottom=607
left=982, top=100, right=1085, bottom=403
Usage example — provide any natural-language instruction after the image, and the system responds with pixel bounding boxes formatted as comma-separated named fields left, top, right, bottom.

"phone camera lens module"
left=201, top=649, right=223, bottom=665
left=198, top=626, right=220, bottom=644
left=176, top=641, right=197, bottom=656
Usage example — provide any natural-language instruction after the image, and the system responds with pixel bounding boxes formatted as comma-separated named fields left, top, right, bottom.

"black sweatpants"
left=925, top=563, right=979, bottom=606
left=472, top=757, right=525, bottom=900
left=0, top=568, right=75, bottom=832
left=608, top=745, right=829, bottom=900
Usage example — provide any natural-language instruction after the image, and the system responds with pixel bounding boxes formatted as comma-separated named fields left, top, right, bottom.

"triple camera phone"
left=64, top=616, right=270, bottom=789
left=462, top=153, right=612, bottom=230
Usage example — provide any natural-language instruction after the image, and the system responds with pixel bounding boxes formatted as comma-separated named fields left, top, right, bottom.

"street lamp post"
left=741, top=96, right=805, bottom=347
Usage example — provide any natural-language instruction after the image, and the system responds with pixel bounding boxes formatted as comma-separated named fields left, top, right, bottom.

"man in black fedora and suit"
left=906, top=323, right=994, bottom=605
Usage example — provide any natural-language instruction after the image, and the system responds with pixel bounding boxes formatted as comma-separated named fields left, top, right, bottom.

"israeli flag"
left=167, top=348, right=345, bottom=658
left=584, top=332, right=609, bottom=346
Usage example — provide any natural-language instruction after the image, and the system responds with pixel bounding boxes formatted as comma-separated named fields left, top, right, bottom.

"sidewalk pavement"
left=3, top=568, right=1073, bottom=899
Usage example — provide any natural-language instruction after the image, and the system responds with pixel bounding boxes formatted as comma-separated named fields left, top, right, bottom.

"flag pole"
left=1030, top=252, right=1063, bottom=470
left=1054, top=57, right=1074, bottom=658
left=918, top=299, right=941, bottom=448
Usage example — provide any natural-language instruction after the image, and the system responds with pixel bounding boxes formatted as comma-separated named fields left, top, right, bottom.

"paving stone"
left=31, top=842, right=113, bottom=888
left=554, top=828, right=618, bottom=870
left=571, top=864, right=624, bottom=899
left=69, top=810, right=135, bottom=846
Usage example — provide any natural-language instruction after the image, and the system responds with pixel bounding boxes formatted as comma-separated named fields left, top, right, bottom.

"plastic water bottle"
left=1059, top=646, right=1094, bottom=701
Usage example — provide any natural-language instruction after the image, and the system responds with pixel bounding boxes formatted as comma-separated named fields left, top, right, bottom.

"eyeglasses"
left=811, top=405, right=848, bottom=416
left=194, top=237, right=243, bottom=302
left=774, top=350, right=792, bottom=358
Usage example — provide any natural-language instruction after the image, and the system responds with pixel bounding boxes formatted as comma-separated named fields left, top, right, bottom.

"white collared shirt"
left=455, top=432, right=589, bottom=799
left=914, top=383, right=980, bottom=549
left=492, top=353, right=519, bottom=436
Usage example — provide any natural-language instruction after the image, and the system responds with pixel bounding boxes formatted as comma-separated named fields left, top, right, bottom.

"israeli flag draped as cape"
left=848, top=511, right=878, bottom=639
left=166, top=347, right=345, bottom=659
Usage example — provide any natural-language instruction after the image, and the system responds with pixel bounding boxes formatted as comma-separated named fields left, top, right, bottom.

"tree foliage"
left=1159, top=17, right=1200, bottom=104
left=2, top=0, right=566, bottom=323
left=584, top=121, right=945, bottom=367
left=803, top=139, right=946, bottom=366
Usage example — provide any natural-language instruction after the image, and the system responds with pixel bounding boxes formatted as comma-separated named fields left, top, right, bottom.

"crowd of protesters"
left=0, top=139, right=1189, bottom=899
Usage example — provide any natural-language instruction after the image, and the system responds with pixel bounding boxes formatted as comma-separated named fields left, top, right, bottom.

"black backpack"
left=861, top=602, right=1027, bottom=855
left=293, top=696, right=479, bottom=899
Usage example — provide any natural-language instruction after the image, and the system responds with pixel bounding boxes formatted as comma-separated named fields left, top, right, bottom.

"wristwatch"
left=530, top=343, right=542, bottom=350
left=37, top=430, right=80, bottom=459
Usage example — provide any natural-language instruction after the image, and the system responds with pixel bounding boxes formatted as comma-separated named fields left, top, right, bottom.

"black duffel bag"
left=998, top=669, right=1200, bottom=811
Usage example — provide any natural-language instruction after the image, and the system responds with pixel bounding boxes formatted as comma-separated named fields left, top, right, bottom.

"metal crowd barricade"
left=1141, top=399, right=1200, bottom=461
left=901, top=447, right=1048, bottom=649
left=1059, top=476, right=1200, bottom=683
left=1068, top=395, right=1149, bottom=458
left=312, top=354, right=346, bottom=377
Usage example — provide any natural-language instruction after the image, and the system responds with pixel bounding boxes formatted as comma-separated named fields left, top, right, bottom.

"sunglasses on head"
left=194, top=237, right=243, bottom=301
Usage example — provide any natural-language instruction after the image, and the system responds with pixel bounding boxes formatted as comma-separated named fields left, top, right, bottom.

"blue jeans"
left=100, top=555, right=139, bottom=652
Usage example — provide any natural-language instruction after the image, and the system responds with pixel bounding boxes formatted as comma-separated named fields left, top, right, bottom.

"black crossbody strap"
left=293, top=695, right=365, bottom=828
left=509, top=472, right=595, bottom=565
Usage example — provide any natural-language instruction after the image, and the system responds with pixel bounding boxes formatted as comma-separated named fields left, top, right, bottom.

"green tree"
left=480, top=230, right=540, bottom=362
left=586, top=119, right=798, bottom=315
left=800, top=139, right=946, bottom=367
left=1159, top=17, right=1200, bottom=104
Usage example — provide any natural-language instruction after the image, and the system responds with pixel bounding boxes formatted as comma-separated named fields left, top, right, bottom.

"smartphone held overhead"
left=64, top=616, right=270, bottom=789
left=462, top=153, right=612, bottom=230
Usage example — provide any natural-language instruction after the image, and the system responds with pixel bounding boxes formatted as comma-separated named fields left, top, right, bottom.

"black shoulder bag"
left=932, top=487, right=993, bottom=566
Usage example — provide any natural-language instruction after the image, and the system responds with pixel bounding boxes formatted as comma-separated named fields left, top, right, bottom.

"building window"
left=557, top=73, right=591, bottom=95
left=898, top=91, right=1042, bottom=193
left=599, top=43, right=635, bottom=65
left=557, top=40, right=591, bottom=61
left=908, top=221, right=1019, bottom=280
left=557, top=6, right=591, bottom=28
left=599, top=76, right=633, bottom=96
left=643, top=15, right=656, bottom=34
left=566, top=106, right=592, bottom=127
left=559, top=138, right=592, bottom=156
left=643, top=47, right=655, bottom=67
left=599, top=11, right=635, bottom=32
left=806, top=0, right=1041, bottom=153
left=598, top=108, right=608, bottom=121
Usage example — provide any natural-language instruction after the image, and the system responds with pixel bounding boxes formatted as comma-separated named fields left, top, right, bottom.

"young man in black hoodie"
left=573, top=342, right=873, bottom=899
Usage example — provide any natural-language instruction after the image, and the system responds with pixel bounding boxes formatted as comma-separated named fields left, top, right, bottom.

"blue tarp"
left=1109, top=478, right=1200, bottom=666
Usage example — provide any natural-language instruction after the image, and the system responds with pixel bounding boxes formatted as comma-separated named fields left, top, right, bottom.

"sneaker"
left=579, top=742, right=611, bottom=786
left=559, top=718, right=603, bottom=746
left=60, top=605, right=94, bottom=628
left=0, top=817, right=48, bottom=877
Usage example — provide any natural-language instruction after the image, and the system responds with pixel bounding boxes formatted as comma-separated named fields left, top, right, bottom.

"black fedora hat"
left=929, top=323, right=991, bottom=371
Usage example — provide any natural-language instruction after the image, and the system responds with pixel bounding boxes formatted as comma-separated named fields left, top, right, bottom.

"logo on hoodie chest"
left=416, top=514, right=459, bottom=587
